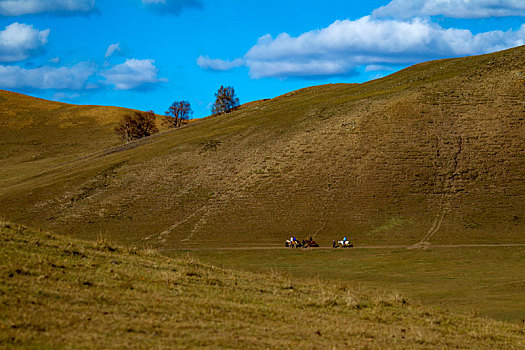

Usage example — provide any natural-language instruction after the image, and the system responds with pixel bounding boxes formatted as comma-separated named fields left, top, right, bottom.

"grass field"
left=2, top=222, right=525, bottom=349
left=177, top=246, right=525, bottom=323
left=0, top=90, right=171, bottom=189
left=1, top=47, right=523, bottom=248
left=1, top=47, right=524, bottom=348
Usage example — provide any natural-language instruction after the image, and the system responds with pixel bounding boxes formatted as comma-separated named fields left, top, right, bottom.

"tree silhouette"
left=211, top=85, right=240, bottom=115
left=165, top=100, right=193, bottom=128
left=115, top=110, right=158, bottom=143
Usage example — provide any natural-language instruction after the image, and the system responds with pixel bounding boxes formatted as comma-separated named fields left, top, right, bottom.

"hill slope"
left=1, top=222, right=524, bottom=349
left=0, top=91, right=168, bottom=188
left=0, top=46, right=524, bottom=247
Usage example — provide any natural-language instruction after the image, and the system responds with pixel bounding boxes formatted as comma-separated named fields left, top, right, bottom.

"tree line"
left=115, top=85, right=240, bottom=142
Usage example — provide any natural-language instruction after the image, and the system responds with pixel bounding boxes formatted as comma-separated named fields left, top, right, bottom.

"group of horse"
left=285, top=237, right=354, bottom=248
left=285, top=237, right=319, bottom=248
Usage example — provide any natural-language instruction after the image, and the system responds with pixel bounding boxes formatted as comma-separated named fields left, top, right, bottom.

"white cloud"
left=142, top=0, right=202, bottom=15
left=248, top=59, right=356, bottom=79
left=52, top=92, right=80, bottom=101
left=101, top=58, right=167, bottom=90
left=0, top=55, right=166, bottom=91
left=0, top=0, right=95, bottom=16
left=105, top=43, right=120, bottom=58
left=0, top=61, right=96, bottom=89
left=0, top=22, right=49, bottom=62
left=365, top=65, right=394, bottom=72
left=197, top=56, right=244, bottom=71
left=204, top=16, right=525, bottom=79
left=49, top=56, right=59, bottom=63
left=373, top=0, right=525, bottom=19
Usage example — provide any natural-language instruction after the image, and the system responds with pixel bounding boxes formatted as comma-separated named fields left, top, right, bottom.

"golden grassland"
left=0, top=90, right=171, bottom=189
left=1, top=222, right=524, bottom=349
left=0, top=47, right=523, bottom=248
left=0, top=47, right=524, bottom=347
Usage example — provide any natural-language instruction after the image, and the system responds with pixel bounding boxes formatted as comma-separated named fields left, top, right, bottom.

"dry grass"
left=0, top=47, right=523, bottom=249
left=1, top=47, right=524, bottom=347
left=1, top=223, right=524, bottom=349
left=0, top=90, right=171, bottom=189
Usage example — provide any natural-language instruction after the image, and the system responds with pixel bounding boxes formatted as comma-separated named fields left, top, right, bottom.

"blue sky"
left=0, top=0, right=524, bottom=118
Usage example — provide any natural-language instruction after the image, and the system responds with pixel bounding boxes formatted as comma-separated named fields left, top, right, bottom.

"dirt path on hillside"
left=163, top=243, right=525, bottom=252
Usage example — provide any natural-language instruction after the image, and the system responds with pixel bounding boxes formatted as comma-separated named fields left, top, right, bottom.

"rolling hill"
left=0, top=91, right=169, bottom=189
left=0, top=46, right=524, bottom=249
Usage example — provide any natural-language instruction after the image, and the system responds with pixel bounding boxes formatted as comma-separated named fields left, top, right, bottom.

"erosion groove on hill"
left=0, top=46, right=524, bottom=248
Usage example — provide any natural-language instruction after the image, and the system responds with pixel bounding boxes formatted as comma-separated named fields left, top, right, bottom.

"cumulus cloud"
left=203, top=16, right=525, bottom=79
left=0, top=22, right=49, bottom=62
left=0, top=0, right=95, bottom=16
left=142, top=0, right=202, bottom=16
left=0, top=61, right=96, bottom=89
left=373, top=0, right=525, bottom=19
left=101, top=58, right=167, bottom=90
left=248, top=59, right=358, bottom=79
left=105, top=43, right=121, bottom=58
left=0, top=55, right=166, bottom=91
left=197, top=56, right=244, bottom=71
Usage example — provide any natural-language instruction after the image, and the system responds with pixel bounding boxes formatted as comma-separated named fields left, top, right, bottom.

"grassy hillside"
left=0, top=46, right=524, bottom=248
left=1, top=222, right=524, bottom=349
left=0, top=91, right=170, bottom=188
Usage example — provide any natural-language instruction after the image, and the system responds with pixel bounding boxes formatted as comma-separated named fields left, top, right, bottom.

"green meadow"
left=179, top=246, right=525, bottom=323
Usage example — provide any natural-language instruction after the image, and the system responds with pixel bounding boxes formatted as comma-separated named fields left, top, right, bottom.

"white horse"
left=337, top=240, right=353, bottom=247
left=286, top=239, right=300, bottom=248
